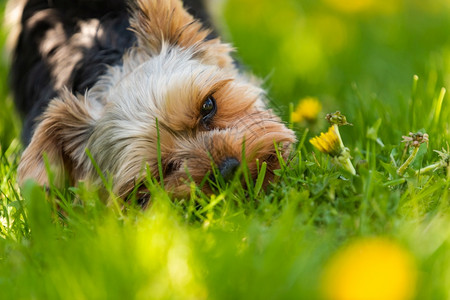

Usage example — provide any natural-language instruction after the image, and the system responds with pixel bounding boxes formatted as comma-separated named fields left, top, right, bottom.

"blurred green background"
left=224, top=0, right=450, bottom=105
left=0, top=0, right=19, bottom=148
left=222, top=0, right=450, bottom=148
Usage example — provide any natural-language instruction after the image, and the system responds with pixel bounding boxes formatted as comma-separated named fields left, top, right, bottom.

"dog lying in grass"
left=8, top=0, right=295, bottom=203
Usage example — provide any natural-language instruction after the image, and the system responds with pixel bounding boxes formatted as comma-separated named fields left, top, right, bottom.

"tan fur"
left=18, top=89, right=99, bottom=187
left=18, top=0, right=296, bottom=200
left=130, top=0, right=234, bottom=68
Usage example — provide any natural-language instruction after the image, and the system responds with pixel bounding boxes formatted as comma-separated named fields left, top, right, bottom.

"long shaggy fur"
left=9, top=0, right=296, bottom=201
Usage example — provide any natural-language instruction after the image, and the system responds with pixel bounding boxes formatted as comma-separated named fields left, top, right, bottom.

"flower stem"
left=341, top=156, right=356, bottom=175
left=334, top=125, right=355, bottom=175
left=397, top=147, right=419, bottom=176
left=416, top=162, right=443, bottom=175
left=333, top=124, right=345, bottom=148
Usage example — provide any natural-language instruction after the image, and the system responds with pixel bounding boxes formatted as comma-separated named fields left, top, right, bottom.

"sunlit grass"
left=1, top=0, right=450, bottom=299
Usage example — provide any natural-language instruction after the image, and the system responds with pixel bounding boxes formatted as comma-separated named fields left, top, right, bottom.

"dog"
left=8, top=0, right=296, bottom=203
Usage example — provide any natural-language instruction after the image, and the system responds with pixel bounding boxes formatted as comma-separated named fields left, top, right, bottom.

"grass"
left=1, top=0, right=450, bottom=299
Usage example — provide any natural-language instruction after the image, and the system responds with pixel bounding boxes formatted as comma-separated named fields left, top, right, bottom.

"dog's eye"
left=200, top=95, right=217, bottom=129
left=201, top=96, right=216, bottom=116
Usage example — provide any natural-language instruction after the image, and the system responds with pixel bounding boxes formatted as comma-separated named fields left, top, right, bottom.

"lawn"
left=1, top=0, right=450, bottom=299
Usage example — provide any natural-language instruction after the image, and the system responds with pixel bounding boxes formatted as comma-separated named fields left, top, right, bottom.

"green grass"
left=1, top=0, right=450, bottom=299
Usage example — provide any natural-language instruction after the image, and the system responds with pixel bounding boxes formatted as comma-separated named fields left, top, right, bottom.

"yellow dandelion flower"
left=321, top=237, right=417, bottom=300
left=291, top=97, right=322, bottom=123
left=310, top=124, right=356, bottom=175
left=310, top=125, right=342, bottom=157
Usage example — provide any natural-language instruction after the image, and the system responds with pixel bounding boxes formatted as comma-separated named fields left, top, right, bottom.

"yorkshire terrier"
left=8, top=0, right=296, bottom=203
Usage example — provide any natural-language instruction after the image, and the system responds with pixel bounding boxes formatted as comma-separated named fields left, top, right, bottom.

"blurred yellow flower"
left=324, top=0, right=401, bottom=15
left=313, top=14, right=350, bottom=53
left=291, top=97, right=322, bottom=123
left=324, top=0, right=374, bottom=13
left=321, top=237, right=417, bottom=300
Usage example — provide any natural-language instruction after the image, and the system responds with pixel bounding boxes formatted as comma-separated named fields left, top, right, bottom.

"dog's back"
left=9, top=0, right=213, bottom=144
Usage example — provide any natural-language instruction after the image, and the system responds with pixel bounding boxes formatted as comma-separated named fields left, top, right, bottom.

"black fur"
left=11, top=0, right=215, bottom=144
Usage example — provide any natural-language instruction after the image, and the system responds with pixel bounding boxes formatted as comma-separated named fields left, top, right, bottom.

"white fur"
left=82, top=44, right=266, bottom=194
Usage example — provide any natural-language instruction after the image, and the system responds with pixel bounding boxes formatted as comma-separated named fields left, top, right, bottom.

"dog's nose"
left=218, top=157, right=240, bottom=182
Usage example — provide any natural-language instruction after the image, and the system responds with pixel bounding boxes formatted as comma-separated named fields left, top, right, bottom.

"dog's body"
left=9, top=0, right=295, bottom=201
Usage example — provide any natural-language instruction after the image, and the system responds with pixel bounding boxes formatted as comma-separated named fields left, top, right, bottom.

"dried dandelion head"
left=398, top=131, right=429, bottom=176
left=401, top=132, right=429, bottom=148
left=326, top=111, right=352, bottom=126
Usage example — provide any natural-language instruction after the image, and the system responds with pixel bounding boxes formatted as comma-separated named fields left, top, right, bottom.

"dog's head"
left=18, top=0, right=296, bottom=199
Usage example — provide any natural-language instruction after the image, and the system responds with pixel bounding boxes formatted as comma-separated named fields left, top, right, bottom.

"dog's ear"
left=130, top=0, right=234, bottom=68
left=18, top=89, right=98, bottom=187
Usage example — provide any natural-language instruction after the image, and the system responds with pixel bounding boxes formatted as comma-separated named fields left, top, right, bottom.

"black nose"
left=218, top=157, right=240, bottom=182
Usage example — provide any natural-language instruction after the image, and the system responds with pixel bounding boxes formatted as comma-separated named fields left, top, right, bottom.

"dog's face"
left=18, top=0, right=296, bottom=199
